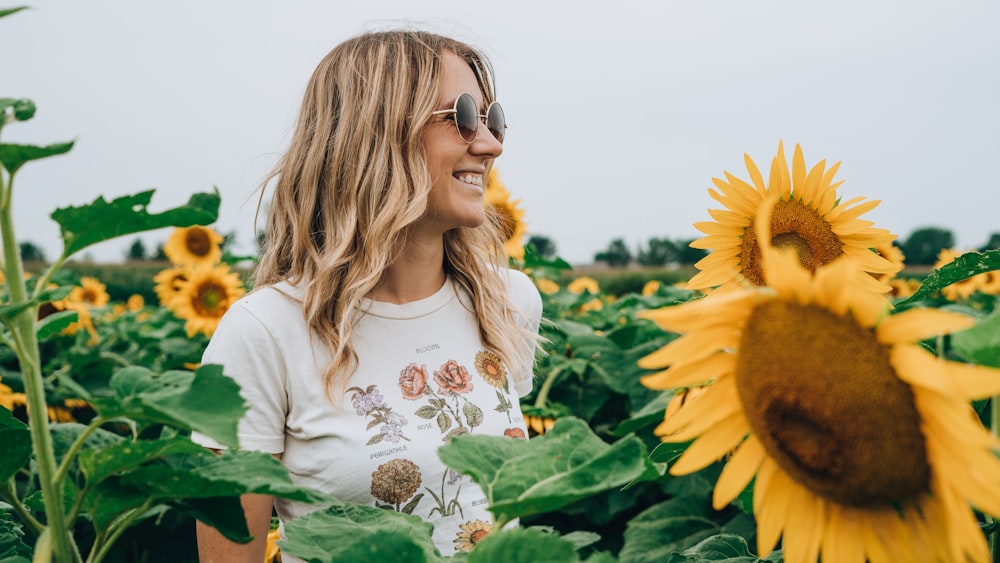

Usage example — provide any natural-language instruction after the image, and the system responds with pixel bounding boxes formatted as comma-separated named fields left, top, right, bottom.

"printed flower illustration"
left=398, top=363, right=429, bottom=399
left=503, top=427, right=526, bottom=439
left=474, top=350, right=508, bottom=391
left=425, top=469, right=465, bottom=519
left=403, top=360, right=483, bottom=442
left=454, top=519, right=492, bottom=552
left=346, top=385, right=410, bottom=445
left=371, top=458, right=423, bottom=514
left=434, top=360, right=474, bottom=395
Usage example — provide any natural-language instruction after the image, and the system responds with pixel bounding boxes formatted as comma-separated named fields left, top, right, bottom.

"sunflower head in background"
left=638, top=196, right=1000, bottom=563
left=686, top=142, right=897, bottom=292
left=167, top=264, right=245, bottom=338
left=163, top=225, right=224, bottom=268
left=934, top=248, right=984, bottom=301
left=153, top=266, right=190, bottom=308
left=484, top=168, right=528, bottom=261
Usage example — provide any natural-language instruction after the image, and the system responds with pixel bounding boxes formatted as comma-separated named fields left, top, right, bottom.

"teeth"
left=456, top=174, right=483, bottom=186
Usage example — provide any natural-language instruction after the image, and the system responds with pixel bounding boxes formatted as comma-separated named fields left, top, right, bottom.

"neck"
left=369, top=236, right=447, bottom=304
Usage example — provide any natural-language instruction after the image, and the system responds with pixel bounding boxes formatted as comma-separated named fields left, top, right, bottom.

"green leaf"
left=0, top=98, right=35, bottom=126
left=50, top=188, right=220, bottom=258
left=0, top=141, right=74, bottom=175
left=620, top=495, right=722, bottom=562
left=89, top=364, right=246, bottom=447
left=896, top=249, right=1000, bottom=308
left=0, top=407, right=30, bottom=482
left=35, top=310, right=78, bottom=340
left=667, top=533, right=775, bottom=562
left=952, top=310, right=1000, bottom=368
left=467, top=527, right=580, bottom=563
left=78, top=435, right=201, bottom=486
left=438, top=417, right=659, bottom=523
left=0, top=509, right=31, bottom=563
left=0, top=285, right=71, bottom=322
left=280, top=500, right=440, bottom=563
left=0, top=6, right=29, bottom=19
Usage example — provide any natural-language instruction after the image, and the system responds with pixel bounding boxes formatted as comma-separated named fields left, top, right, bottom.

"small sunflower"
left=484, top=169, right=528, bottom=260
left=70, top=276, right=110, bottom=307
left=0, top=379, right=17, bottom=411
left=687, top=142, right=897, bottom=291
left=535, top=278, right=560, bottom=295
left=53, top=282, right=101, bottom=345
left=566, top=276, right=599, bottom=295
left=126, top=294, right=145, bottom=312
left=888, top=278, right=921, bottom=300
left=638, top=205, right=1000, bottom=562
left=168, top=264, right=245, bottom=338
left=454, top=519, right=492, bottom=552
left=934, top=248, right=984, bottom=301
left=642, top=279, right=661, bottom=296
left=163, top=225, right=223, bottom=267
left=873, top=242, right=905, bottom=284
left=153, top=267, right=190, bottom=307
left=474, top=350, right=508, bottom=391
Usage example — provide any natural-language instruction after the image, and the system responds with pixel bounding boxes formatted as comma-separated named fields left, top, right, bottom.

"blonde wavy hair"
left=255, top=30, right=534, bottom=401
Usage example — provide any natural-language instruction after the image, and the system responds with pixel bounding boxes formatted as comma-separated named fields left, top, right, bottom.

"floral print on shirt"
left=347, top=385, right=410, bottom=446
left=399, top=361, right=484, bottom=442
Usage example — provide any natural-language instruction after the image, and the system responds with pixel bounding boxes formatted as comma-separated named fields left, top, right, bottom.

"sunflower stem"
left=0, top=170, right=75, bottom=562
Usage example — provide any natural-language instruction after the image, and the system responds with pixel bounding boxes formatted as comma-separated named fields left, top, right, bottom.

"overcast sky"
left=4, top=1, right=998, bottom=264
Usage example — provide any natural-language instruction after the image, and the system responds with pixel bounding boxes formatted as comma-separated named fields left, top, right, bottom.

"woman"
left=193, top=30, right=543, bottom=561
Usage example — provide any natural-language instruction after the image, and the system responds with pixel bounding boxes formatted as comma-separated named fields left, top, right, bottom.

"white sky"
left=4, top=1, right=998, bottom=264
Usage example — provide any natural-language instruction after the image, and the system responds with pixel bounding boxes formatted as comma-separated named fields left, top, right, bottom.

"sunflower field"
left=6, top=9, right=1000, bottom=563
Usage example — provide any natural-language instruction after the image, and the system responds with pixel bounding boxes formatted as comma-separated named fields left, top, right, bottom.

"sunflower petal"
left=877, top=308, right=976, bottom=344
left=669, top=413, right=748, bottom=475
left=640, top=352, right=736, bottom=389
left=712, top=435, right=764, bottom=509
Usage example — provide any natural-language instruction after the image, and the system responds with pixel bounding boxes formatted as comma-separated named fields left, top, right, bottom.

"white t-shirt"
left=191, top=269, right=542, bottom=557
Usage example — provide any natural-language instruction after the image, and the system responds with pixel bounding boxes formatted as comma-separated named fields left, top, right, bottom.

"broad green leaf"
left=0, top=6, right=28, bottom=19
left=0, top=407, right=30, bottom=482
left=85, top=478, right=159, bottom=530
left=0, top=98, right=35, bottom=126
left=611, top=392, right=670, bottom=437
left=0, top=141, right=74, bottom=174
left=620, top=495, right=720, bottom=563
left=89, top=364, right=246, bottom=447
left=666, top=533, right=778, bottom=562
left=121, top=448, right=331, bottom=505
left=78, top=435, right=201, bottom=486
left=438, top=417, right=659, bottom=523
left=280, top=500, right=440, bottom=563
left=50, top=189, right=220, bottom=258
left=896, top=249, right=1000, bottom=308
left=467, top=527, right=580, bottom=563
left=0, top=509, right=31, bottom=563
left=952, top=310, right=1000, bottom=368
left=173, top=496, right=254, bottom=544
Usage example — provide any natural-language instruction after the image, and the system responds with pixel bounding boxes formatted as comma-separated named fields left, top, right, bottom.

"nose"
left=470, top=120, right=503, bottom=158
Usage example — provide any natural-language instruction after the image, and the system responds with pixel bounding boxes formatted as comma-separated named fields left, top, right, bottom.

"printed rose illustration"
left=398, top=363, right=428, bottom=399
left=346, top=385, right=410, bottom=446
left=434, top=359, right=474, bottom=395
left=370, top=458, right=423, bottom=514
left=400, top=360, right=484, bottom=442
left=503, top=427, right=526, bottom=439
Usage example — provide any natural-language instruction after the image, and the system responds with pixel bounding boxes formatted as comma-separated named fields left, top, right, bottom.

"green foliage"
left=896, top=249, right=1000, bottom=308
left=594, top=238, right=633, bottom=268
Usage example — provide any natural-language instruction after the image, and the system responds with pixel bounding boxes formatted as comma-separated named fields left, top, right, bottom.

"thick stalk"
left=1, top=174, right=74, bottom=562
left=991, top=396, right=1000, bottom=559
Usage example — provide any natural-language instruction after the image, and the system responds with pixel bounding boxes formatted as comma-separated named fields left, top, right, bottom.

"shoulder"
left=497, top=268, right=542, bottom=320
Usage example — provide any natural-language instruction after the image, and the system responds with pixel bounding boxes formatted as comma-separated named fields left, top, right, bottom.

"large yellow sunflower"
left=163, top=225, right=223, bottom=267
left=637, top=203, right=1000, bottom=563
left=686, top=142, right=897, bottom=292
left=168, top=264, right=245, bottom=337
left=484, top=169, right=528, bottom=260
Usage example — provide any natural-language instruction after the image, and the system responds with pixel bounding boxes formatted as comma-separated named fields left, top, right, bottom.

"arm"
left=196, top=492, right=275, bottom=563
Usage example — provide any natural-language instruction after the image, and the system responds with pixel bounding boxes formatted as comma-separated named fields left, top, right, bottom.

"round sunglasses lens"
left=486, top=102, right=505, bottom=144
left=455, top=93, right=479, bottom=142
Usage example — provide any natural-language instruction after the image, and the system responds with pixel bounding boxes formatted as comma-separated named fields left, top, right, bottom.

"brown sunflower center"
left=490, top=204, right=516, bottom=241
left=740, top=199, right=844, bottom=285
left=734, top=300, right=930, bottom=507
left=194, top=282, right=225, bottom=315
left=185, top=228, right=213, bottom=257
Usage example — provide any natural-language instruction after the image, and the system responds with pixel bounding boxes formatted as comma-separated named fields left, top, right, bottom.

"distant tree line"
left=15, top=228, right=1000, bottom=268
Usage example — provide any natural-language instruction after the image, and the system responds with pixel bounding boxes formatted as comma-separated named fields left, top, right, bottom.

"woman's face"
left=418, top=50, right=503, bottom=236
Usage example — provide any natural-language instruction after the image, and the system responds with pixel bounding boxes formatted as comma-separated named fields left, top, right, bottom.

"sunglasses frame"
left=430, top=92, right=506, bottom=144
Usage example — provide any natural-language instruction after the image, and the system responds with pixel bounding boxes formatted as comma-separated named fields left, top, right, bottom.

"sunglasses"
left=430, top=92, right=506, bottom=144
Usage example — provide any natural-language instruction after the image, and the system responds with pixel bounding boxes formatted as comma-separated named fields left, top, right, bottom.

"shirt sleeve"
left=189, top=297, right=289, bottom=454
left=503, top=269, right=544, bottom=397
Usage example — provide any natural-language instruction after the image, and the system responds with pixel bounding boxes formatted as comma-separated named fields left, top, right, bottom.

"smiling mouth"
left=455, top=173, right=483, bottom=187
